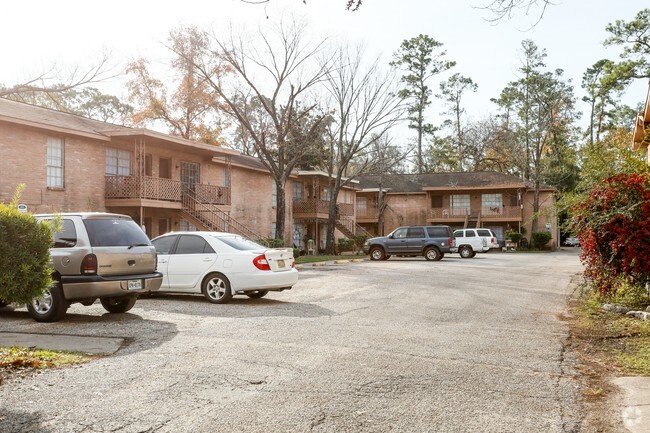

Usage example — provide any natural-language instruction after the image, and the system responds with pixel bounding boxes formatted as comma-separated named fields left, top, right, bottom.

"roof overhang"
left=0, top=115, right=110, bottom=141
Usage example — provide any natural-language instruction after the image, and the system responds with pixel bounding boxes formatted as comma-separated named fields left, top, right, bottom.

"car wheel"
left=246, top=290, right=269, bottom=299
left=202, top=273, right=232, bottom=304
left=424, top=247, right=441, bottom=261
left=100, top=296, right=137, bottom=313
left=369, top=247, right=385, bottom=261
left=459, top=246, right=473, bottom=259
left=27, top=280, right=69, bottom=323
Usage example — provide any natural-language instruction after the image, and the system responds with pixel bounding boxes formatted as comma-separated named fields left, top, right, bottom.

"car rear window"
left=407, top=227, right=425, bottom=238
left=427, top=227, right=450, bottom=238
left=477, top=230, right=491, bottom=237
left=48, top=219, right=77, bottom=248
left=83, top=218, right=151, bottom=247
left=212, top=235, right=265, bottom=251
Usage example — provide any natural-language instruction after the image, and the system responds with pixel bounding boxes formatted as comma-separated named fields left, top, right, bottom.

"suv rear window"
left=52, top=219, right=77, bottom=248
left=427, top=227, right=450, bottom=238
left=83, top=218, right=151, bottom=247
left=477, top=229, right=492, bottom=237
left=407, top=227, right=425, bottom=238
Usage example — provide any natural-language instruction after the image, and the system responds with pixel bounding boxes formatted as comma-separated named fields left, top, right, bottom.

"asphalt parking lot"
left=0, top=250, right=586, bottom=432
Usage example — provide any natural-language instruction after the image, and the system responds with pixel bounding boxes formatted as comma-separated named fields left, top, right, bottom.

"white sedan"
left=151, top=232, right=298, bottom=303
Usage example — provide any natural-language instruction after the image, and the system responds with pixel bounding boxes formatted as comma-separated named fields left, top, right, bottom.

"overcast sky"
left=1, top=0, right=648, bottom=128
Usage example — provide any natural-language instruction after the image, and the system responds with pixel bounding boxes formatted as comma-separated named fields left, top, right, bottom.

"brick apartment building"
left=0, top=98, right=288, bottom=243
left=356, top=172, right=559, bottom=249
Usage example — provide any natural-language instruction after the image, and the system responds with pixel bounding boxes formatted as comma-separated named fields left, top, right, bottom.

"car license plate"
left=128, top=279, right=142, bottom=290
left=277, top=259, right=285, bottom=268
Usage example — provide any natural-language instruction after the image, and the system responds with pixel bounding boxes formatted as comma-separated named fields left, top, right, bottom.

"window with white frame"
left=272, top=182, right=277, bottom=208
left=47, top=137, right=64, bottom=188
left=482, top=193, right=503, bottom=215
left=106, top=148, right=132, bottom=176
left=293, top=182, right=304, bottom=200
left=450, top=194, right=470, bottom=216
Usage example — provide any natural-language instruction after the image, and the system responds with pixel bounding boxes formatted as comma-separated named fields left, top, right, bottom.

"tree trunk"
left=275, top=178, right=286, bottom=244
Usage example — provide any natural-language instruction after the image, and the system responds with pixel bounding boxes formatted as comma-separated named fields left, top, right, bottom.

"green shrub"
left=506, top=230, right=523, bottom=244
left=531, top=231, right=552, bottom=249
left=337, top=238, right=355, bottom=252
left=293, top=248, right=301, bottom=259
left=607, top=276, right=650, bottom=309
left=0, top=188, right=54, bottom=305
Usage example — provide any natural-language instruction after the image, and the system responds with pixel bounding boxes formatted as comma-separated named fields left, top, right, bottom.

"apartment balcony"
left=293, top=199, right=354, bottom=220
left=355, top=206, right=380, bottom=223
left=105, top=176, right=231, bottom=209
left=427, top=205, right=522, bottom=223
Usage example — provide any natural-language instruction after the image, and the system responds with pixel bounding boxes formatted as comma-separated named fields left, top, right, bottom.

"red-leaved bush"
left=571, top=173, right=650, bottom=295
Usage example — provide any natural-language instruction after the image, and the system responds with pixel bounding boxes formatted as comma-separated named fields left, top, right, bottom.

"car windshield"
left=84, top=218, right=151, bottom=247
left=212, top=235, right=265, bottom=251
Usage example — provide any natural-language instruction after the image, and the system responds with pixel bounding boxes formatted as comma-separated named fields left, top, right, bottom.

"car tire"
left=246, top=290, right=269, bottom=299
left=383, top=254, right=391, bottom=260
left=202, top=273, right=232, bottom=304
left=27, top=280, right=69, bottom=323
left=424, top=247, right=442, bottom=261
left=471, top=251, right=477, bottom=258
left=100, top=296, right=137, bottom=313
left=459, top=246, right=474, bottom=259
left=369, top=247, right=385, bottom=261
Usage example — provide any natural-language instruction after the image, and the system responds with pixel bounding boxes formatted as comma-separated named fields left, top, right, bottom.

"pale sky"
left=1, top=0, right=648, bottom=129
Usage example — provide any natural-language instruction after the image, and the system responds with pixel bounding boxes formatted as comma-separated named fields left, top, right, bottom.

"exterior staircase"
left=335, top=213, right=372, bottom=239
left=181, top=188, right=270, bottom=247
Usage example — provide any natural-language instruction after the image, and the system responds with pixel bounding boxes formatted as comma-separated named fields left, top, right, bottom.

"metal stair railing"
left=181, top=188, right=270, bottom=247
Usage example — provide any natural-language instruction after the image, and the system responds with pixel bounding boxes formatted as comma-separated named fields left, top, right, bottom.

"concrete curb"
left=612, top=377, right=650, bottom=433
left=0, top=332, right=124, bottom=355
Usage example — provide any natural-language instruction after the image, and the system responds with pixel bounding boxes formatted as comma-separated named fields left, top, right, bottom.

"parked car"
left=564, top=237, right=580, bottom=247
left=451, top=229, right=490, bottom=258
left=29, top=213, right=163, bottom=322
left=362, top=225, right=453, bottom=261
left=151, top=232, right=298, bottom=303
left=476, top=228, right=500, bottom=249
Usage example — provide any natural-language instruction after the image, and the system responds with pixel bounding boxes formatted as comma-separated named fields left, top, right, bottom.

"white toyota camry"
left=151, top=232, right=298, bottom=303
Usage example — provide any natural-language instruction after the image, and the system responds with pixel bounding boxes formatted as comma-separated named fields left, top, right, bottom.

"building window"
left=179, top=220, right=197, bottom=232
left=450, top=194, right=470, bottom=216
left=47, top=137, right=64, bottom=188
left=293, top=223, right=303, bottom=248
left=431, top=195, right=443, bottom=208
left=293, top=182, right=303, bottom=200
left=272, top=182, right=277, bottom=208
left=106, top=148, right=132, bottom=176
left=482, top=194, right=503, bottom=215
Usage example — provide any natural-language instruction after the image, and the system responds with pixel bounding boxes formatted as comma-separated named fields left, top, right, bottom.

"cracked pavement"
left=0, top=250, right=585, bottom=432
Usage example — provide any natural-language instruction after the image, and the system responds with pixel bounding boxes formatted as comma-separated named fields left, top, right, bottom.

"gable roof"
left=0, top=98, right=239, bottom=156
left=357, top=172, right=544, bottom=193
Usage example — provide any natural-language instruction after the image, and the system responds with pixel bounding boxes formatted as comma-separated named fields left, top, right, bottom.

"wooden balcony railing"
left=356, top=206, right=380, bottom=219
left=429, top=206, right=522, bottom=220
left=293, top=199, right=354, bottom=217
left=105, top=176, right=231, bottom=205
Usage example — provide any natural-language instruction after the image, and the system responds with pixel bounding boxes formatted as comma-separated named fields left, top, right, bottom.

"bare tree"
left=170, top=19, right=329, bottom=243
left=480, top=0, right=552, bottom=23
left=321, top=45, right=404, bottom=254
left=0, top=52, right=113, bottom=99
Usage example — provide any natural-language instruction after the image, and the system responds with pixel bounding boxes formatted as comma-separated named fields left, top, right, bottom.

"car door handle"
left=203, top=258, right=213, bottom=262
left=159, top=259, right=168, bottom=264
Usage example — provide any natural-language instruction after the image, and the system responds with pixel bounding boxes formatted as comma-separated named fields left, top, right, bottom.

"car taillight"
left=81, top=254, right=98, bottom=275
left=253, top=255, right=271, bottom=271
left=491, top=237, right=495, bottom=243
left=448, top=238, right=452, bottom=246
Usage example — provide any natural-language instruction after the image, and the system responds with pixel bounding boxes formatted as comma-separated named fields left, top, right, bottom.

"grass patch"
left=296, top=255, right=361, bottom=264
left=570, top=291, right=650, bottom=376
left=0, top=345, right=94, bottom=385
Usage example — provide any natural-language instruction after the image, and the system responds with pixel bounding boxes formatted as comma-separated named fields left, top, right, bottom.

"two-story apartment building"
left=356, top=172, right=558, bottom=248
left=0, top=98, right=289, bottom=243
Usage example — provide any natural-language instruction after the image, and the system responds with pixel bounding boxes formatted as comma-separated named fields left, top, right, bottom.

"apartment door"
left=159, top=158, right=172, bottom=179
left=180, top=162, right=200, bottom=194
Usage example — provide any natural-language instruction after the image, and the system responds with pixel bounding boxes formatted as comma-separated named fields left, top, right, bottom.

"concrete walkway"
left=612, top=377, right=650, bottom=433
